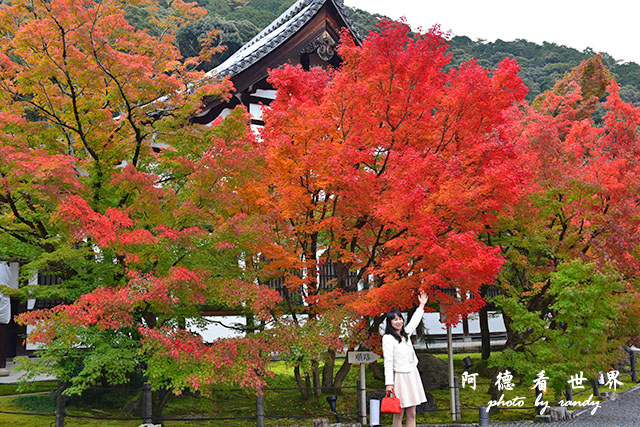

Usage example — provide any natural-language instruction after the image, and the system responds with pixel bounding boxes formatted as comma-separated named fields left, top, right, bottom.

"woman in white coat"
left=382, top=292, right=428, bottom=427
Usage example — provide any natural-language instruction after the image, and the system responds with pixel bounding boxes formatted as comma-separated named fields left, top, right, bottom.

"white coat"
left=382, top=306, right=424, bottom=386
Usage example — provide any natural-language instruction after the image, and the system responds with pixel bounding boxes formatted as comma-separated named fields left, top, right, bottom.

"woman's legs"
left=405, top=405, right=417, bottom=427
left=392, top=409, right=404, bottom=427
left=392, top=406, right=416, bottom=427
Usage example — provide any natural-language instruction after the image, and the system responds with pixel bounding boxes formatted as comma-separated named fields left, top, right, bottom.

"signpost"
left=348, top=351, right=381, bottom=426
left=348, top=351, right=381, bottom=364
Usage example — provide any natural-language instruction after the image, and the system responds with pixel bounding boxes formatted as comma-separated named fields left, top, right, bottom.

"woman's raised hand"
left=418, top=291, right=428, bottom=307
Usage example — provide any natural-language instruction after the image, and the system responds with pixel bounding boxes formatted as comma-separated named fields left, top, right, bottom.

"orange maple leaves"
left=260, top=20, right=530, bottom=324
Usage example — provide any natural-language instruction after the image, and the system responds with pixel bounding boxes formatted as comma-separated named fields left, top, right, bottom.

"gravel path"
left=413, top=384, right=640, bottom=427
left=492, top=384, right=640, bottom=427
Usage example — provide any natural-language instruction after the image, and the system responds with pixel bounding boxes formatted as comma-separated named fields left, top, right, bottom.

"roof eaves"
left=328, top=0, right=363, bottom=44
left=207, top=0, right=361, bottom=80
left=207, top=0, right=320, bottom=79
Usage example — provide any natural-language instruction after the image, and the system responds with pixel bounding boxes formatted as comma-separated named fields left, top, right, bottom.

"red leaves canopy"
left=259, top=20, right=530, bottom=324
left=3, top=0, right=281, bottom=393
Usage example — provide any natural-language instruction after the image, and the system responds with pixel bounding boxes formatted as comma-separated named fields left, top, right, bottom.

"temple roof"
left=206, top=0, right=360, bottom=80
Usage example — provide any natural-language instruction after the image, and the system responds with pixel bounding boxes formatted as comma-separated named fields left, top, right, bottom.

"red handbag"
left=380, top=390, right=402, bottom=414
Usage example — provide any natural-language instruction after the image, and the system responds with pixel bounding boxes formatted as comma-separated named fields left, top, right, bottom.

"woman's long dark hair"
left=385, top=309, right=408, bottom=343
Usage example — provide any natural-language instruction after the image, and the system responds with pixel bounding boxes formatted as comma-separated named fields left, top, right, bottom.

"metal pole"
left=479, top=406, right=490, bottom=427
left=55, top=381, right=66, bottom=427
left=591, top=376, right=600, bottom=397
left=448, top=324, right=456, bottom=421
left=454, top=375, right=461, bottom=421
left=256, top=387, right=265, bottom=427
left=360, top=364, right=367, bottom=426
left=143, top=382, right=152, bottom=424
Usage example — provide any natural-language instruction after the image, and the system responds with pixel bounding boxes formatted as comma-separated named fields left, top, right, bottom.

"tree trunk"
left=320, top=348, right=353, bottom=394
left=333, top=358, right=352, bottom=391
left=304, top=372, right=312, bottom=398
left=294, top=365, right=310, bottom=400
left=0, top=322, right=8, bottom=369
left=487, top=367, right=502, bottom=416
left=321, top=349, right=336, bottom=392
left=152, top=388, right=171, bottom=425
left=370, top=360, right=383, bottom=381
left=246, top=313, right=255, bottom=334
left=142, top=310, right=157, bottom=329
left=480, top=304, right=491, bottom=361
left=312, top=359, right=321, bottom=397
left=501, top=310, right=519, bottom=352
left=123, top=385, right=172, bottom=424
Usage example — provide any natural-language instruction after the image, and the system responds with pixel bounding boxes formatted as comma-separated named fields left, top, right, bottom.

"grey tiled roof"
left=206, top=0, right=359, bottom=80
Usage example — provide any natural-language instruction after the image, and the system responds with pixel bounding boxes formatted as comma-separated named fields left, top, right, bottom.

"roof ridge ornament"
left=299, top=30, right=337, bottom=61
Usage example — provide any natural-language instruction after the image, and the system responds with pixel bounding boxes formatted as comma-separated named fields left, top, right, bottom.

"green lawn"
left=0, top=381, right=57, bottom=397
left=0, top=353, right=637, bottom=426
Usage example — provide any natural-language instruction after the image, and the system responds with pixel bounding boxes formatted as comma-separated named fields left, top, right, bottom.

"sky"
left=344, top=0, right=640, bottom=65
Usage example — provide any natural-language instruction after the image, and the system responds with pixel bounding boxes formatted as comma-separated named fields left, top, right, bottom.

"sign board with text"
left=348, top=351, right=380, bottom=364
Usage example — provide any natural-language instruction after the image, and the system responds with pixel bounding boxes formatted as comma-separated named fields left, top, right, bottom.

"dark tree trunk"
left=0, top=322, right=8, bottom=369
left=246, top=313, right=255, bottom=334
left=12, top=299, right=26, bottom=357
left=304, top=372, right=312, bottom=397
left=480, top=304, right=491, bottom=361
left=333, top=358, right=352, bottom=391
left=487, top=366, right=502, bottom=416
left=312, top=359, right=320, bottom=397
left=370, top=360, right=383, bottom=380
left=152, top=388, right=171, bottom=425
left=320, top=348, right=353, bottom=394
left=122, top=385, right=172, bottom=424
left=294, top=365, right=310, bottom=400
left=321, top=349, right=336, bottom=392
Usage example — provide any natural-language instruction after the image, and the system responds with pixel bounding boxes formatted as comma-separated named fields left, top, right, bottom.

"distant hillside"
left=198, top=0, right=297, bottom=29
left=346, top=6, right=640, bottom=104
left=125, top=0, right=298, bottom=70
left=129, top=1, right=640, bottom=105
left=447, top=37, right=640, bottom=104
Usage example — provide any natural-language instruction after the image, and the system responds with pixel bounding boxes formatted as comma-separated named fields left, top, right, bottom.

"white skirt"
left=394, top=366, right=427, bottom=408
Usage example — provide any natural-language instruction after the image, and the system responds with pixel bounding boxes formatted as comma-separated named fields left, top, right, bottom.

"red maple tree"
left=487, top=55, right=640, bottom=389
left=0, top=0, right=285, bottom=401
left=252, top=19, right=531, bottom=390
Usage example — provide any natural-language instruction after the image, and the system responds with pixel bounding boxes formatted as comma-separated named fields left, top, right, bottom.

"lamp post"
left=326, top=395, right=340, bottom=423
left=441, top=307, right=457, bottom=421
left=463, top=356, right=473, bottom=372
left=439, top=286, right=460, bottom=422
